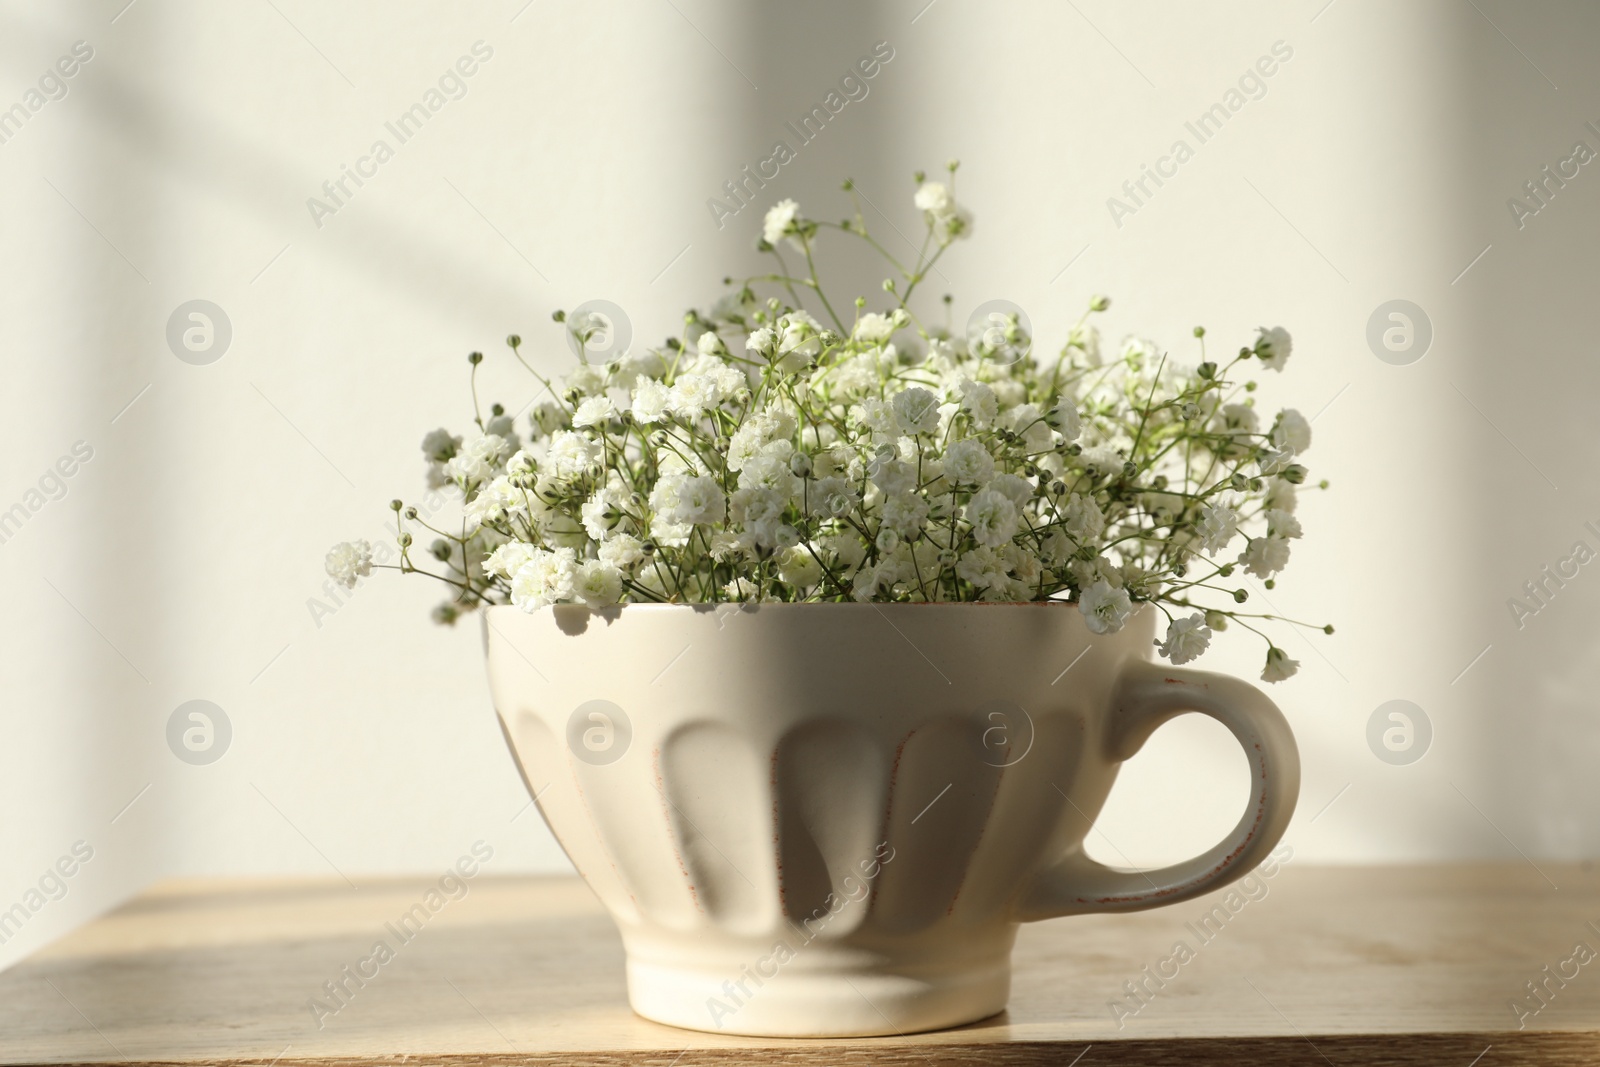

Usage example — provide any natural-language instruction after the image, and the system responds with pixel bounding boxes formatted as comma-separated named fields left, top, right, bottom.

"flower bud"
left=789, top=452, right=813, bottom=477
left=399, top=532, right=413, bottom=548
left=390, top=499, right=404, bottom=511
left=467, top=352, right=483, bottom=365
left=404, top=506, right=418, bottom=520
left=430, top=539, right=451, bottom=561
left=1233, top=588, right=1248, bottom=603
left=1205, top=611, right=1229, bottom=630
left=1193, top=326, right=1206, bottom=338
left=1090, top=294, right=1111, bottom=311
left=1197, top=361, right=1217, bottom=380
left=1283, top=464, right=1308, bottom=484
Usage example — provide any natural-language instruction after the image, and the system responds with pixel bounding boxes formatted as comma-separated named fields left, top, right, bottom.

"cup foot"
left=625, top=952, right=1011, bottom=1038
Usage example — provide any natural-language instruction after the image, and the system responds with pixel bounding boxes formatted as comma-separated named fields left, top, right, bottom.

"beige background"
left=2, top=0, right=1595, bottom=967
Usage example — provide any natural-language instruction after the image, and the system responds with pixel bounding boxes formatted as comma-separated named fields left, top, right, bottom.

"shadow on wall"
left=718, top=3, right=909, bottom=325
left=1455, top=0, right=1600, bottom=857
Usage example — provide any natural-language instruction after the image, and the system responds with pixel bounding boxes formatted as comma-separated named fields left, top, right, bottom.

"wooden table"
left=4, top=865, right=1598, bottom=1065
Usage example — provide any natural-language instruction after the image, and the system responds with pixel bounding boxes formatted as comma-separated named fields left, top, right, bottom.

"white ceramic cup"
left=486, top=602, right=1299, bottom=1037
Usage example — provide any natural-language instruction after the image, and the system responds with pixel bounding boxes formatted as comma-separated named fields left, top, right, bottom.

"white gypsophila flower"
left=581, top=478, right=629, bottom=541
left=777, top=544, right=824, bottom=589
left=1121, top=336, right=1159, bottom=366
left=1158, top=613, right=1212, bottom=665
left=1008, top=403, right=1054, bottom=454
left=1003, top=543, right=1042, bottom=586
left=851, top=396, right=899, bottom=441
left=763, top=198, right=801, bottom=246
left=1213, top=402, right=1260, bottom=438
left=1068, top=555, right=1118, bottom=591
left=943, top=438, right=995, bottom=486
left=598, top=532, right=646, bottom=571
left=1272, top=408, right=1312, bottom=454
left=958, top=379, right=998, bottom=427
left=850, top=560, right=897, bottom=602
left=1255, top=326, right=1292, bottom=371
left=723, top=576, right=759, bottom=601
left=731, top=486, right=789, bottom=547
left=1079, top=578, right=1132, bottom=635
left=821, top=530, right=867, bottom=569
left=727, top=409, right=797, bottom=472
left=708, top=529, right=752, bottom=562
left=571, top=396, right=616, bottom=429
left=1266, top=508, right=1303, bottom=540
left=464, top=476, right=529, bottom=533
left=739, top=451, right=799, bottom=497
left=891, top=386, right=940, bottom=436
left=914, top=181, right=954, bottom=215
left=697, top=330, right=725, bottom=356
left=325, top=541, right=374, bottom=588
left=881, top=490, right=930, bottom=537
left=1257, top=446, right=1295, bottom=476
left=574, top=560, right=624, bottom=608
left=1062, top=493, right=1105, bottom=541
left=660, top=474, right=728, bottom=525
left=666, top=372, right=719, bottom=420
left=545, top=430, right=601, bottom=480
left=808, top=476, right=859, bottom=519
left=565, top=363, right=606, bottom=396
left=1197, top=501, right=1242, bottom=555
left=422, top=428, right=462, bottom=463
left=746, top=327, right=776, bottom=357
left=506, top=449, right=536, bottom=476
left=486, top=541, right=536, bottom=580
left=1262, top=646, right=1299, bottom=682
left=867, top=454, right=914, bottom=495
left=1265, top=479, right=1298, bottom=515
left=446, top=433, right=511, bottom=483
left=854, top=312, right=899, bottom=344
left=631, top=376, right=670, bottom=424
left=1039, top=529, right=1072, bottom=568
left=1048, top=396, right=1082, bottom=442
left=1081, top=445, right=1126, bottom=478
left=1238, top=534, right=1291, bottom=578
left=510, top=547, right=578, bottom=611
left=965, top=488, right=1020, bottom=548
left=955, top=546, right=1004, bottom=590
left=989, top=472, right=1032, bottom=508
left=775, top=310, right=824, bottom=370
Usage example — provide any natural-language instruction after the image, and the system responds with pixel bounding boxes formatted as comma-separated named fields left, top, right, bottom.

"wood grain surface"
left=3, top=864, right=1599, bottom=1065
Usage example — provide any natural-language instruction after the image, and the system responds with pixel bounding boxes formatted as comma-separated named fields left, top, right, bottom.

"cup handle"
left=1013, top=658, right=1300, bottom=921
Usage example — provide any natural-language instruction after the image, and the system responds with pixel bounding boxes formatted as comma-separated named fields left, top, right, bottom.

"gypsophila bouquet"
left=327, top=162, right=1330, bottom=682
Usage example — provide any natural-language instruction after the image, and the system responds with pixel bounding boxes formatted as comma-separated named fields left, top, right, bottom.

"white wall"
left=3, top=0, right=1596, bottom=967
